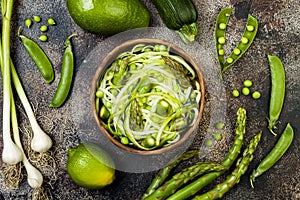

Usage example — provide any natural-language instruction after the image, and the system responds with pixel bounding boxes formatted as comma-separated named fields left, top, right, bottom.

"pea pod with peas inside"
left=49, top=34, right=76, bottom=108
left=18, top=27, right=54, bottom=84
left=267, top=55, right=286, bottom=135
left=250, top=123, right=294, bottom=188
left=215, top=8, right=258, bottom=75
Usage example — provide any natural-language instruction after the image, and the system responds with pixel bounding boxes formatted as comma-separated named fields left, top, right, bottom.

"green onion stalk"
left=96, top=44, right=201, bottom=150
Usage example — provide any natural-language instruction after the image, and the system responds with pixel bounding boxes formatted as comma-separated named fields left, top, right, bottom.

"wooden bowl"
left=90, top=38, right=205, bottom=155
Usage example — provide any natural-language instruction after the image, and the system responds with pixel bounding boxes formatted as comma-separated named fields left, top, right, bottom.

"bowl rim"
left=90, top=38, right=205, bottom=155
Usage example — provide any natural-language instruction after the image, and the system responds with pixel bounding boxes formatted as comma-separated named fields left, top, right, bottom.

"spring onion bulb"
left=96, top=44, right=201, bottom=150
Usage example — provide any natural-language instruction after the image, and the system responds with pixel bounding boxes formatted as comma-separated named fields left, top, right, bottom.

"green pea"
left=99, top=105, right=110, bottom=119
left=252, top=91, right=261, bottom=99
left=38, top=35, right=48, bottom=42
left=243, top=79, right=253, bottom=87
left=218, top=49, right=225, bottom=56
left=121, top=137, right=129, bottom=145
left=232, top=89, right=240, bottom=97
left=233, top=48, right=241, bottom=55
left=205, top=139, right=213, bottom=147
left=47, top=18, right=56, bottom=25
left=241, top=37, right=249, bottom=44
left=214, top=133, right=223, bottom=141
left=247, top=25, right=255, bottom=32
left=25, top=19, right=32, bottom=28
left=33, top=15, right=41, bottom=23
left=218, top=37, right=226, bottom=44
left=219, top=23, right=227, bottom=30
left=96, top=90, right=104, bottom=98
left=242, top=87, right=250, bottom=96
left=216, top=122, right=225, bottom=130
left=40, top=25, right=48, bottom=32
left=226, top=57, right=233, bottom=64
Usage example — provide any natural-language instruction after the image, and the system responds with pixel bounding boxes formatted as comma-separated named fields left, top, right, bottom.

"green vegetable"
left=215, top=122, right=224, bottom=130
left=267, top=55, right=286, bottom=136
left=215, top=8, right=258, bottom=75
left=40, top=25, right=48, bottom=32
left=252, top=91, right=261, bottom=99
left=18, top=27, right=54, bottom=83
left=47, top=18, right=56, bottom=25
left=232, top=89, right=240, bottom=97
left=1, top=0, right=23, bottom=165
left=25, top=18, right=32, bottom=28
left=250, top=123, right=294, bottom=188
left=143, top=150, right=200, bottom=199
left=38, top=35, right=48, bottom=42
left=167, top=107, right=247, bottom=200
left=96, top=43, right=201, bottom=150
left=242, top=87, right=250, bottom=96
left=50, top=34, right=76, bottom=108
left=193, top=131, right=262, bottom=200
left=215, top=8, right=232, bottom=67
left=33, top=15, right=41, bottom=22
left=213, top=133, right=222, bottom=141
left=204, top=139, right=213, bottom=147
left=243, top=79, right=253, bottom=87
left=152, top=0, right=198, bottom=44
left=143, top=162, right=226, bottom=200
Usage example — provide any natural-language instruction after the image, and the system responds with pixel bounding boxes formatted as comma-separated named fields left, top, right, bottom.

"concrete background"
left=0, top=0, right=299, bottom=199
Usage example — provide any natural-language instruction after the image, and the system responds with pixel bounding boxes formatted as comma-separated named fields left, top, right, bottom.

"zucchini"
left=152, top=0, right=198, bottom=44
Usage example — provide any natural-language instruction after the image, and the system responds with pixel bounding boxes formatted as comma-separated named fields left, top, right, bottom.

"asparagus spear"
left=143, top=150, right=201, bottom=198
left=193, top=131, right=262, bottom=200
left=166, top=107, right=247, bottom=200
left=143, top=162, right=226, bottom=200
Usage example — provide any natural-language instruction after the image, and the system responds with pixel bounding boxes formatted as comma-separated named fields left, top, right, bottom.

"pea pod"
left=267, top=55, right=286, bottom=135
left=221, top=14, right=258, bottom=73
left=18, top=27, right=54, bottom=83
left=250, top=123, right=294, bottom=188
left=49, top=34, right=76, bottom=108
left=215, top=8, right=232, bottom=67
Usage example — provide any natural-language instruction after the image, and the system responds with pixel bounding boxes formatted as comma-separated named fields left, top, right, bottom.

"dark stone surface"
left=0, top=0, right=299, bottom=199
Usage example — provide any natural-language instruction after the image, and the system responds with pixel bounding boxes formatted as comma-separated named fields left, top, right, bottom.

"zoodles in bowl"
left=94, top=43, right=202, bottom=151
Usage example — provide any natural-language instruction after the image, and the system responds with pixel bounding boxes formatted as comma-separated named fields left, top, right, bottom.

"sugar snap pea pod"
left=166, top=107, right=247, bottom=200
left=144, top=162, right=226, bottom=200
left=49, top=34, right=76, bottom=108
left=267, top=55, right=286, bottom=135
left=18, top=27, right=54, bottom=83
left=250, top=123, right=294, bottom=188
left=193, top=131, right=262, bottom=200
left=221, top=14, right=258, bottom=74
left=215, top=8, right=232, bottom=68
left=143, top=150, right=201, bottom=199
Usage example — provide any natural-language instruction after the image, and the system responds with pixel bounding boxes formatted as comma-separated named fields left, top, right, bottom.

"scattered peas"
left=214, top=133, right=223, bottom=141
left=226, top=57, right=233, bottom=64
left=218, top=23, right=227, bottom=30
left=205, top=139, right=213, bottom=147
left=25, top=19, right=32, bottom=28
left=241, top=37, right=249, bottom=44
left=218, top=37, right=226, bottom=44
left=243, top=79, right=253, bottom=87
left=40, top=25, right=48, bottom=32
left=246, top=25, right=255, bottom=32
left=96, top=90, right=104, bottom=98
left=216, top=122, right=225, bottom=130
left=33, top=15, right=41, bottom=23
left=233, top=48, right=241, bottom=55
left=242, top=87, right=250, bottom=96
left=252, top=91, right=261, bottom=99
left=47, top=18, right=56, bottom=25
left=232, top=89, right=240, bottom=97
left=38, top=35, right=48, bottom=42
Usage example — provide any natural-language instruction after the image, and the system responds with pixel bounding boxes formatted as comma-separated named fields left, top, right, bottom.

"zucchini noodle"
left=95, top=44, right=201, bottom=150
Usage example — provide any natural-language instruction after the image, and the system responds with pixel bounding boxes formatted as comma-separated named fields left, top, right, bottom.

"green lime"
left=67, top=142, right=115, bottom=189
left=66, top=0, right=150, bottom=35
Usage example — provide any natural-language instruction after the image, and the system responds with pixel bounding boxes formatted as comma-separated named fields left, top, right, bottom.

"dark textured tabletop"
left=0, top=0, right=299, bottom=199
